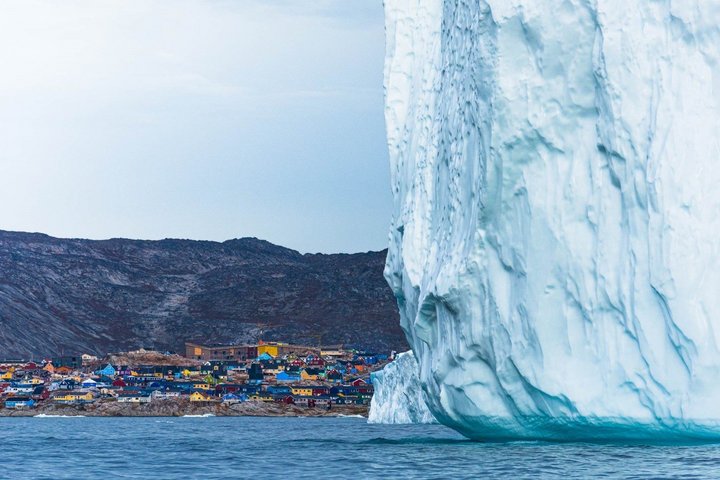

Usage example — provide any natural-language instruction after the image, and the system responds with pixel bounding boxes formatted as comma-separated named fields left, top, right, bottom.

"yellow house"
left=43, top=363, right=55, bottom=374
left=1, top=371, right=13, bottom=381
left=190, top=392, right=213, bottom=402
left=249, top=394, right=274, bottom=403
left=257, top=344, right=279, bottom=357
left=54, top=392, right=95, bottom=403
left=291, top=387, right=313, bottom=396
left=301, top=370, right=319, bottom=381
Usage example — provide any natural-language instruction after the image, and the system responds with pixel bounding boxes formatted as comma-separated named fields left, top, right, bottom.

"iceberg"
left=369, top=351, right=436, bottom=424
left=383, top=0, right=720, bottom=440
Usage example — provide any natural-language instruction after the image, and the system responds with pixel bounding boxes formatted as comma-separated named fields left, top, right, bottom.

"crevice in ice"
left=650, top=284, right=697, bottom=376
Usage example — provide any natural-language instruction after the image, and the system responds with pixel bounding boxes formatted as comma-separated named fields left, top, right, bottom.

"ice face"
left=369, top=351, right=436, bottom=424
left=384, top=0, right=720, bottom=440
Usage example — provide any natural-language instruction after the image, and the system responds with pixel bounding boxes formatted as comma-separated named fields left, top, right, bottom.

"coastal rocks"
left=368, top=351, right=435, bottom=424
left=0, top=398, right=370, bottom=418
left=384, top=0, right=720, bottom=440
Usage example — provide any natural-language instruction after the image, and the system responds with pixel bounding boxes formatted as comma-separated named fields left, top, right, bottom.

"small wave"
left=34, top=414, right=87, bottom=418
left=336, top=414, right=366, bottom=419
left=182, top=414, right=216, bottom=418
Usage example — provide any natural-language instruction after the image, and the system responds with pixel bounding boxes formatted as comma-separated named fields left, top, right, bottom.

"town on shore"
left=0, top=341, right=394, bottom=417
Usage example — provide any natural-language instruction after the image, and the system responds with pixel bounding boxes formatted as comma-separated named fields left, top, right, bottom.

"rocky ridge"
left=0, top=230, right=404, bottom=358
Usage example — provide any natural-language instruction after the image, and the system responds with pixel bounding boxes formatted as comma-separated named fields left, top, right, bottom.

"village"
left=0, top=341, right=392, bottom=416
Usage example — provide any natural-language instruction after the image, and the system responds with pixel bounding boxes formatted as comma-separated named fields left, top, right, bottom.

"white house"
left=117, top=392, right=152, bottom=403
left=152, top=390, right=181, bottom=399
left=81, top=378, right=98, bottom=389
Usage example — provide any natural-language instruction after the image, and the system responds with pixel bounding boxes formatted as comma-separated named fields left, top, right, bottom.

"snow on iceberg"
left=369, top=351, right=436, bottom=424
left=384, top=0, right=720, bottom=440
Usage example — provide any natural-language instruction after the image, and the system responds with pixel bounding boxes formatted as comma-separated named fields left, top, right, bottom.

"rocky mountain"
left=0, top=230, right=405, bottom=359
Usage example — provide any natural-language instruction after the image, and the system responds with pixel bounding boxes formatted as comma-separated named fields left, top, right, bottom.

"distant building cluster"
left=0, top=341, right=393, bottom=410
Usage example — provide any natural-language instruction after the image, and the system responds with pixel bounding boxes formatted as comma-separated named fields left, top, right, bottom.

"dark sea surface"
left=2, top=416, right=718, bottom=479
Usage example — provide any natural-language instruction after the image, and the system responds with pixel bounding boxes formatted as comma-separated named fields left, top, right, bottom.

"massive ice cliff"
left=383, top=0, right=720, bottom=440
left=369, top=351, right=437, bottom=424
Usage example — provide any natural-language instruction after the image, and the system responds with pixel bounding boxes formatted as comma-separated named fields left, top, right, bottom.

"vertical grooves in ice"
left=383, top=0, right=720, bottom=440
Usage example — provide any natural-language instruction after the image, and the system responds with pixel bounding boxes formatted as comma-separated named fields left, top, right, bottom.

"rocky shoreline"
left=0, top=398, right=369, bottom=418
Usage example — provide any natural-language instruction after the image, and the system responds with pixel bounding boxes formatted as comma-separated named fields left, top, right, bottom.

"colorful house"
left=152, top=389, right=182, bottom=399
left=190, top=391, right=214, bottom=402
left=275, top=371, right=300, bottom=383
left=117, top=392, right=152, bottom=403
left=53, top=391, right=96, bottom=404
left=301, top=368, right=323, bottom=381
left=291, top=386, right=313, bottom=397
left=54, top=366, right=73, bottom=376
left=257, top=352, right=274, bottom=362
left=257, top=345, right=279, bottom=358
left=326, top=370, right=343, bottom=383
left=215, top=384, right=259, bottom=395
left=312, top=386, right=330, bottom=396
left=267, top=385, right=292, bottom=395
left=81, top=378, right=98, bottom=389
left=248, top=393, right=274, bottom=403
left=57, top=379, right=78, bottom=390
left=5, top=397, right=35, bottom=409
left=222, top=393, right=247, bottom=403
left=247, top=364, right=264, bottom=382
left=97, top=364, right=116, bottom=377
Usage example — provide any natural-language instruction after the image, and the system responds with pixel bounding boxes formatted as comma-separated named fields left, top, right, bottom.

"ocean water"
left=2, top=416, right=719, bottom=479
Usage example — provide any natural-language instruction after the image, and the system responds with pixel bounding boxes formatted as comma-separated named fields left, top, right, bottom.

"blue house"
left=81, top=378, right=98, bottom=389
left=222, top=393, right=247, bottom=403
left=167, top=381, right=195, bottom=393
left=5, top=397, right=35, bottom=409
left=58, top=379, right=78, bottom=390
left=257, top=352, right=274, bottom=362
left=267, top=385, right=292, bottom=395
left=97, top=364, right=116, bottom=376
left=275, top=372, right=300, bottom=383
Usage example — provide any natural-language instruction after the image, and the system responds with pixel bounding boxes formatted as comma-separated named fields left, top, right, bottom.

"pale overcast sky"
left=0, top=0, right=390, bottom=254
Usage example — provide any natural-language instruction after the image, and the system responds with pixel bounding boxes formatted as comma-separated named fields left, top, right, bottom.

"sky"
left=0, top=0, right=390, bottom=254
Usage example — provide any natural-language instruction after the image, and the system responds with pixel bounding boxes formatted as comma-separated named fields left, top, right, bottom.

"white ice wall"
left=384, top=0, right=720, bottom=440
left=369, top=351, right=436, bottom=424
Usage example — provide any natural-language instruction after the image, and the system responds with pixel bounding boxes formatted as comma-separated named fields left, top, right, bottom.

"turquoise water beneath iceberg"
left=2, top=416, right=718, bottom=479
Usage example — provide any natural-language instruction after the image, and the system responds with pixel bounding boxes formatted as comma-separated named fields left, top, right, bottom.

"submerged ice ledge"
left=383, top=0, right=720, bottom=440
